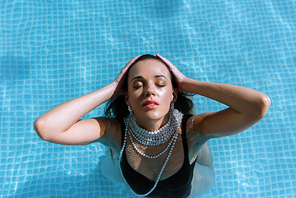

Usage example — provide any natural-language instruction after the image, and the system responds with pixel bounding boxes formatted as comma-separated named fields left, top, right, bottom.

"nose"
left=145, top=82, right=155, bottom=96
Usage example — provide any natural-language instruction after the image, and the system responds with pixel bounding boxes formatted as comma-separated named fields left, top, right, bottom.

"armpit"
left=92, top=117, right=122, bottom=153
left=186, top=115, right=200, bottom=141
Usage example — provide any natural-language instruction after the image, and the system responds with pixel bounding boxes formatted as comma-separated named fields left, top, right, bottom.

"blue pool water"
left=1, top=0, right=296, bottom=197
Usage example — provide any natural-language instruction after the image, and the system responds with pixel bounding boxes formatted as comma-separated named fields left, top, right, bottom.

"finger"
left=127, top=55, right=141, bottom=67
left=156, top=54, right=173, bottom=66
left=156, top=54, right=176, bottom=71
left=156, top=53, right=169, bottom=61
left=156, top=53, right=166, bottom=61
left=121, top=55, right=141, bottom=73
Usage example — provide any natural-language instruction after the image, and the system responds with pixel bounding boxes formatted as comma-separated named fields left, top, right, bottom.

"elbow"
left=257, top=94, right=271, bottom=118
left=34, top=118, right=50, bottom=141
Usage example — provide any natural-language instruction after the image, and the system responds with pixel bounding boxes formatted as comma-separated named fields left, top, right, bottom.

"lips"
left=143, top=100, right=159, bottom=109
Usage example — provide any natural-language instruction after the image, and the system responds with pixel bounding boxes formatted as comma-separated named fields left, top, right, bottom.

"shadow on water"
left=0, top=54, right=31, bottom=87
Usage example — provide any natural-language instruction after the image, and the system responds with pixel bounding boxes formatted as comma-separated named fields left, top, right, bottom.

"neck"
left=135, top=113, right=170, bottom=132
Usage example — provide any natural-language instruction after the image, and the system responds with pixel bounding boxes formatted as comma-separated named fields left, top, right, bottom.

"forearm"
left=34, top=82, right=117, bottom=134
left=181, top=78, right=270, bottom=116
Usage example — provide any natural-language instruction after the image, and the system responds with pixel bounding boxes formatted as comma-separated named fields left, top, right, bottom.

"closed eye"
left=133, top=85, right=142, bottom=89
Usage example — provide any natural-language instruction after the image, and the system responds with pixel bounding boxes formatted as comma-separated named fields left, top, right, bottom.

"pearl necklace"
left=126, top=109, right=182, bottom=159
left=127, top=129, right=178, bottom=159
left=126, top=108, right=182, bottom=146
left=128, top=112, right=174, bottom=146
left=118, top=109, right=183, bottom=197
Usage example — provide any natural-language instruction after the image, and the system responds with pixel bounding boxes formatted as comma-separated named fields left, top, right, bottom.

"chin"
left=142, top=110, right=168, bottom=120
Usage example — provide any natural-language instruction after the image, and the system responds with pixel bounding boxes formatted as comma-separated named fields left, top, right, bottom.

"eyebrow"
left=131, top=75, right=167, bottom=82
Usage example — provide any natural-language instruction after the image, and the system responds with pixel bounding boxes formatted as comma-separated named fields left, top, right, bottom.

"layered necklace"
left=118, top=107, right=183, bottom=197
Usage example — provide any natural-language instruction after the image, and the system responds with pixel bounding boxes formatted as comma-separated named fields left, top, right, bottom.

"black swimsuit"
left=117, top=114, right=212, bottom=198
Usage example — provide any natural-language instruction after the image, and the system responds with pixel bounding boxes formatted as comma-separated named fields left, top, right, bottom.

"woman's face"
left=125, top=59, right=177, bottom=126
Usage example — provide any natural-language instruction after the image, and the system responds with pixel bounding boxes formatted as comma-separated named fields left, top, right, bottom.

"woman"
left=34, top=54, right=270, bottom=197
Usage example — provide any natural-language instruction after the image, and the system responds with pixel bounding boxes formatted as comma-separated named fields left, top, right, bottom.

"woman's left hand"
left=156, top=54, right=188, bottom=91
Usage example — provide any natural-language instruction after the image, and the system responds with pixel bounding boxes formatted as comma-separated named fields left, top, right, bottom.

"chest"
left=124, top=134, right=186, bottom=182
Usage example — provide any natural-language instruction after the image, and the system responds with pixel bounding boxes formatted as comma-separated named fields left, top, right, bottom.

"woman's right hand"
left=112, top=55, right=140, bottom=98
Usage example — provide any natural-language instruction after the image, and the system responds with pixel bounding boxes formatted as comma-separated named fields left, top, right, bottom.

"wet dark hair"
left=104, top=54, right=195, bottom=119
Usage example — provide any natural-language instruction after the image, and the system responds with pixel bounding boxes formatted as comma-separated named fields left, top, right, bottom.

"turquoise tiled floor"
left=1, top=0, right=296, bottom=197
